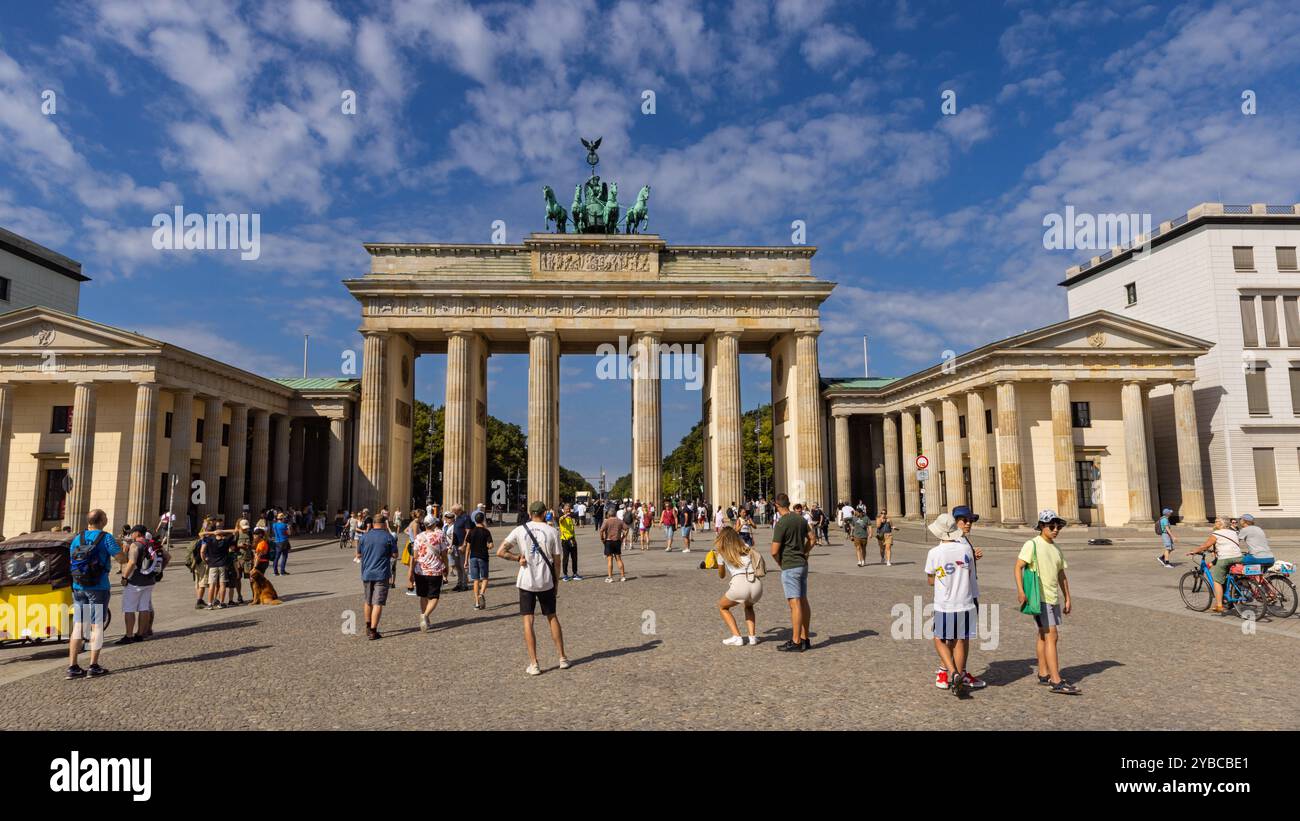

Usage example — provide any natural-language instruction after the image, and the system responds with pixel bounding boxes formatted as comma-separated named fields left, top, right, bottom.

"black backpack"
left=70, top=531, right=108, bottom=587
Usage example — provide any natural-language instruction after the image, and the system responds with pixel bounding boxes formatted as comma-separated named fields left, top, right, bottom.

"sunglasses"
left=1045, top=523, right=1063, bottom=531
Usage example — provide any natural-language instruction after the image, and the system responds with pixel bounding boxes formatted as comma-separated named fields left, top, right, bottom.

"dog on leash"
left=247, top=567, right=283, bottom=605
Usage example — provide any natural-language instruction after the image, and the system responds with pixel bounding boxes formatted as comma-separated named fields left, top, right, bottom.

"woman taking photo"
left=713, top=526, right=763, bottom=646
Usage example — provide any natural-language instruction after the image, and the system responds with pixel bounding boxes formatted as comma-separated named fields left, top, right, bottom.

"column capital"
left=793, top=328, right=821, bottom=338
left=227, top=400, right=247, bottom=411
left=73, top=380, right=97, bottom=390
left=1050, top=377, right=1072, bottom=385
left=362, top=329, right=390, bottom=339
left=448, top=329, right=478, bottom=340
left=713, top=328, right=743, bottom=340
left=526, top=328, right=558, bottom=340
left=1174, top=377, right=1196, bottom=386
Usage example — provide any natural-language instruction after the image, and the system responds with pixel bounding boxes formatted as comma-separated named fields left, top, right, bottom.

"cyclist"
left=1236, top=513, right=1275, bottom=570
left=1188, top=517, right=1244, bottom=614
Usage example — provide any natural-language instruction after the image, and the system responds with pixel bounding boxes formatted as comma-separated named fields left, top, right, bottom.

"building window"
left=1246, top=368, right=1270, bottom=415
left=222, top=423, right=230, bottom=447
left=1290, top=368, right=1300, bottom=415
left=958, top=415, right=967, bottom=439
left=989, top=466, right=998, bottom=508
left=1070, top=401, right=1091, bottom=428
left=42, top=468, right=68, bottom=521
left=1125, top=282, right=1137, bottom=305
left=936, top=423, right=943, bottom=443
left=938, top=471, right=947, bottom=507
left=984, top=408, right=993, bottom=434
left=1254, top=448, right=1279, bottom=506
left=165, top=412, right=173, bottom=439
left=1240, top=296, right=1260, bottom=347
left=195, top=418, right=204, bottom=443
left=1262, top=296, right=1281, bottom=347
left=1284, top=297, right=1300, bottom=346
left=1278, top=247, right=1298, bottom=272
left=1233, top=246, right=1255, bottom=272
left=0, top=276, right=10, bottom=301
left=50, top=405, right=73, bottom=434
left=1075, top=460, right=1097, bottom=509
left=962, top=467, right=971, bottom=504
left=159, top=473, right=170, bottom=516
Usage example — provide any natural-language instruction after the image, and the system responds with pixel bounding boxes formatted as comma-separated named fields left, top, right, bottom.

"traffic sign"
left=916, top=468, right=930, bottom=482
left=915, top=454, right=929, bottom=470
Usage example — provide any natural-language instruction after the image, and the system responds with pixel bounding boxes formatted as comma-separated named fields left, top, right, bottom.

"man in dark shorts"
left=356, top=513, right=398, bottom=640
left=497, top=501, right=568, bottom=676
left=598, top=506, right=629, bottom=583
left=465, top=511, right=494, bottom=609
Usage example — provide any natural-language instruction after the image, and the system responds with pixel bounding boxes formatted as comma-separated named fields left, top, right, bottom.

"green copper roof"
left=822, top=377, right=901, bottom=390
left=271, top=377, right=360, bottom=391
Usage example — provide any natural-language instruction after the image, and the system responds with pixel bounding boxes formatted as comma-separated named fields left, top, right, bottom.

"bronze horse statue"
left=624, top=184, right=650, bottom=234
left=543, top=185, right=568, bottom=233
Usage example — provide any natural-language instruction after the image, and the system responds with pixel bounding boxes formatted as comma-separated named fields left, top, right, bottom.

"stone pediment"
left=1006, top=311, right=1211, bottom=353
left=0, top=306, right=160, bottom=353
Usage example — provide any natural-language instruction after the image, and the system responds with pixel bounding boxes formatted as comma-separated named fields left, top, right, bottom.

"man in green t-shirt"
left=771, top=493, right=815, bottom=652
left=1014, top=509, right=1079, bottom=695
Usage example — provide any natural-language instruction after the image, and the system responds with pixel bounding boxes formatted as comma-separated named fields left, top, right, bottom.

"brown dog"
left=247, top=567, right=283, bottom=605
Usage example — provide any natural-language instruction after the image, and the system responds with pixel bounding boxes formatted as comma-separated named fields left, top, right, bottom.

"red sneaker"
left=935, top=670, right=949, bottom=689
left=962, top=672, right=987, bottom=690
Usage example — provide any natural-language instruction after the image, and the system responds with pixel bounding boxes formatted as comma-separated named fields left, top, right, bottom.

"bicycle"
left=1179, top=554, right=1297, bottom=619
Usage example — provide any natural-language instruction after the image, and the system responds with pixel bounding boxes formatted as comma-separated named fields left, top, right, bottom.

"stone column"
left=995, top=382, right=1025, bottom=525
left=919, top=402, right=939, bottom=518
left=833, top=414, right=851, bottom=506
left=442, top=331, right=473, bottom=510
left=941, top=396, right=964, bottom=511
left=64, top=382, right=97, bottom=529
left=528, top=330, right=560, bottom=509
left=869, top=418, right=886, bottom=513
left=882, top=413, right=902, bottom=516
left=224, top=404, right=248, bottom=524
left=357, top=331, right=388, bottom=512
left=288, top=418, right=305, bottom=507
left=271, top=415, right=290, bottom=509
left=198, top=396, right=224, bottom=521
left=1050, top=380, right=1079, bottom=521
left=901, top=407, right=920, bottom=519
left=966, top=390, right=991, bottom=518
left=713, top=331, right=744, bottom=508
left=167, top=389, right=195, bottom=521
left=248, top=410, right=270, bottom=515
left=327, top=417, right=346, bottom=516
left=632, top=331, right=662, bottom=506
left=126, top=383, right=160, bottom=527
left=1173, top=380, right=1207, bottom=522
left=1120, top=381, right=1154, bottom=525
left=0, top=384, right=13, bottom=531
left=794, top=331, right=826, bottom=509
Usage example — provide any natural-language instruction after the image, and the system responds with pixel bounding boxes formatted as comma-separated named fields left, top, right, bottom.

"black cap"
left=129, top=524, right=148, bottom=535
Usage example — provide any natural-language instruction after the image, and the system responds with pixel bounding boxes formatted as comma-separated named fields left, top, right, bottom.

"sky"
left=2, top=0, right=1299, bottom=484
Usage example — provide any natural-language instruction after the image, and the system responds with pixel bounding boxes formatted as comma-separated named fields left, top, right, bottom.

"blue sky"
left=2, top=0, right=1299, bottom=482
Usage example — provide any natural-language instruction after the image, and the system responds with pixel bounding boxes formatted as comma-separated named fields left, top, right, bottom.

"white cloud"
left=937, top=104, right=993, bottom=151
left=800, top=23, right=873, bottom=72
left=133, top=322, right=295, bottom=375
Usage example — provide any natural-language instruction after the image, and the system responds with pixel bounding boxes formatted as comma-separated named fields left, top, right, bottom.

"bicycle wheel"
left=1179, top=570, right=1212, bottom=611
left=1264, top=575, right=1298, bottom=618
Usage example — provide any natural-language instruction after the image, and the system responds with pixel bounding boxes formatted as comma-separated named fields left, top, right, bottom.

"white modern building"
left=1063, top=202, right=1300, bottom=525
left=0, top=226, right=85, bottom=315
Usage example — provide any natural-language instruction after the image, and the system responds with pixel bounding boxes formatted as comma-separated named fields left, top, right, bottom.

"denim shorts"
left=72, top=588, right=110, bottom=624
left=781, top=565, right=808, bottom=599
left=469, top=557, right=489, bottom=581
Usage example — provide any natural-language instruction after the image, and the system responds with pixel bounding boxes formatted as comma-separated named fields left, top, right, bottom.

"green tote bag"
left=1020, top=537, right=1042, bottom=615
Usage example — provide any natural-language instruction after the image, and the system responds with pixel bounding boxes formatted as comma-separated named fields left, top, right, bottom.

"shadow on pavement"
left=431, top=612, right=517, bottom=632
left=278, top=591, right=334, bottom=603
left=980, top=657, right=1039, bottom=686
left=111, top=644, right=272, bottom=674
left=816, top=628, right=878, bottom=648
left=1061, top=659, right=1124, bottom=683
left=568, top=639, right=662, bottom=667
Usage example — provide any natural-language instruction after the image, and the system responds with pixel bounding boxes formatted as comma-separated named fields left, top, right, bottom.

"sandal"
left=1049, top=680, right=1081, bottom=695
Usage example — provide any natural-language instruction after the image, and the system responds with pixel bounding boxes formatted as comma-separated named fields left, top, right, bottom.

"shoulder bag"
left=1020, top=537, right=1042, bottom=615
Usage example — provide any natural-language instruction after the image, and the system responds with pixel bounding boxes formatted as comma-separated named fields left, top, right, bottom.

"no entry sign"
left=915, top=454, right=930, bottom=471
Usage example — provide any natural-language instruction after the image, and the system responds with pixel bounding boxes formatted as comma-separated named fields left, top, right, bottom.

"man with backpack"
left=1156, top=507, right=1177, bottom=568
left=66, top=509, right=123, bottom=680
left=497, top=501, right=569, bottom=676
left=118, top=525, right=161, bottom=644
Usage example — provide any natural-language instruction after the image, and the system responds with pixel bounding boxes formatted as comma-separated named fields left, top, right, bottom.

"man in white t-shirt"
left=925, top=513, right=978, bottom=697
left=497, top=500, right=569, bottom=676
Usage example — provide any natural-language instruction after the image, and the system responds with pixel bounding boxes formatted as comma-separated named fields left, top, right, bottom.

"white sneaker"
left=526, top=663, right=541, bottom=676
left=558, top=657, right=571, bottom=669
left=619, top=576, right=627, bottom=582
left=886, top=561, right=892, bottom=566
left=682, top=548, right=691, bottom=553
left=418, top=614, right=428, bottom=632
left=722, top=635, right=745, bottom=646
left=605, top=577, right=614, bottom=583
left=747, top=635, right=759, bottom=645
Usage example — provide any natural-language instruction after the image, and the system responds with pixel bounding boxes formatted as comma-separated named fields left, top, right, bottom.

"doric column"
left=713, top=330, right=744, bottom=508
left=128, top=387, right=158, bottom=526
left=794, top=330, right=826, bottom=509
left=966, top=390, right=991, bottom=518
left=288, top=418, right=305, bottom=507
left=0, top=384, right=13, bottom=532
left=882, top=413, right=902, bottom=516
left=65, top=382, right=97, bottom=529
left=941, top=395, right=963, bottom=512
left=869, top=417, right=886, bottom=513
left=327, top=416, right=346, bottom=516
left=834, top=414, right=851, bottom=506
left=528, top=330, right=560, bottom=509
left=901, top=407, right=920, bottom=519
left=631, top=330, right=662, bottom=506
left=443, top=331, right=473, bottom=510
left=1050, top=380, right=1079, bottom=521
left=357, top=331, right=388, bottom=511
left=198, top=397, right=224, bottom=521
left=995, top=381, right=1025, bottom=525
left=248, top=410, right=270, bottom=515
left=271, top=415, right=290, bottom=509
left=167, top=389, right=195, bottom=521
left=224, top=404, right=248, bottom=524
left=919, top=402, right=939, bottom=518
left=1120, top=381, right=1154, bottom=525
left=1173, top=379, right=1207, bottom=522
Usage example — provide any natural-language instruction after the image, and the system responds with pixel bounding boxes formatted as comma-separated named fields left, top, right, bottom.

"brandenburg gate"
left=345, top=232, right=836, bottom=512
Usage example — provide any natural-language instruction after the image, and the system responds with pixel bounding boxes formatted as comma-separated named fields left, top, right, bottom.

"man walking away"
left=466, top=511, right=494, bottom=609
left=497, top=501, right=569, bottom=675
left=451, top=504, right=472, bottom=592
left=357, top=513, right=398, bottom=639
left=598, top=506, right=629, bottom=583
left=66, top=509, right=123, bottom=680
left=1156, top=507, right=1176, bottom=568
left=771, top=493, right=814, bottom=652
left=118, top=525, right=159, bottom=644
